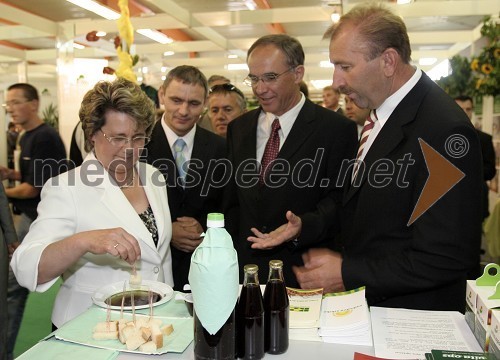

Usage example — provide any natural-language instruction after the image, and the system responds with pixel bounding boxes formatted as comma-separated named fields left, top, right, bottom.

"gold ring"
left=114, top=243, right=119, bottom=249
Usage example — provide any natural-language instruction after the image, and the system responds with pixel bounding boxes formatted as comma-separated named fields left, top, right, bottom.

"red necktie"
left=259, top=118, right=281, bottom=184
left=353, top=111, right=377, bottom=180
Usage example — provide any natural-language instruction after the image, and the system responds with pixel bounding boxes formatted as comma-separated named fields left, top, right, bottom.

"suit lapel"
left=278, top=99, right=317, bottom=161
left=344, top=72, right=432, bottom=204
left=137, top=162, right=165, bottom=251
left=235, top=111, right=261, bottom=213
left=86, top=154, right=157, bottom=252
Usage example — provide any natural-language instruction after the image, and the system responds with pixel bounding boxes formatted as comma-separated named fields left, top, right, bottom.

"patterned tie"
left=353, top=110, right=377, bottom=181
left=259, top=118, right=281, bottom=184
left=173, top=138, right=187, bottom=186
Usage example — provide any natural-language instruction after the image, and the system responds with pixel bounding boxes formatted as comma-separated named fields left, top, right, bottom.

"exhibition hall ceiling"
left=0, top=0, right=497, bottom=89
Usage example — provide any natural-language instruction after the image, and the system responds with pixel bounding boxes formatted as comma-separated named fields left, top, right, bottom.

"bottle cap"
left=244, top=264, right=258, bottom=274
left=207, top=213, right=224, bottom=228
left=269, top=259, right=283, bottom=269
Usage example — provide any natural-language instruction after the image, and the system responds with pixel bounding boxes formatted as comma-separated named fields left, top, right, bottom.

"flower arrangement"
left=95, top=0, right=138, bottom=82
left=436, top=55, right=473, bottom=97
left=470, top=16, right=499, bottom=97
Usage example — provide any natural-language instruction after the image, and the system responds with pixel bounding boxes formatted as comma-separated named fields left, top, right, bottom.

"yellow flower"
left=481, top=63, right=493, bottom=75
left=471, top=59, right=479, bottom=71
left=117, top=0, right=134, bottom=51
left=476, top=78, right=483, bottom=90
left=115, top=47, right=137, bottom=83
left=494, top=48, right=500, bottom=59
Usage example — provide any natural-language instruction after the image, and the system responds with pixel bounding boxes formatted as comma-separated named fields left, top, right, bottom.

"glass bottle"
left=263, top=259, right=289, bottom=354
left=237, top=264, right=265, bottom=360
left=194, top=309, right=236, bottom=360
left=191, top=213, right=237, bottom=360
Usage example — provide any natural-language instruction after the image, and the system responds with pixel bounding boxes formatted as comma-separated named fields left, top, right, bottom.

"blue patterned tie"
left=173, top=138, right=187, bottom=186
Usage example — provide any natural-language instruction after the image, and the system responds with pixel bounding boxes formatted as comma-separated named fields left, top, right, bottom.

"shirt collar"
left=263, top=92, right=305, bottom=138
left=375, top=67, right=422, bottom=126
left=160, top=114, right=197, bottom=152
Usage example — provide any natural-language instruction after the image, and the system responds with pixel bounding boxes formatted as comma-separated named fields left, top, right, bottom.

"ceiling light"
left=397, top=0, right=412, bottom=4
left=320, top=61, right=334, bottom=68
left=227, top=63, right=248, bottom=71
left=137, top=29, right=173, bottom=44
left=244, top=1, right=257, bottom=10
left=66, top=0, right=120, bottom=20
left=227, top=54, right=238, bottom=59
left=311, top=80, right=333, bottom=90
left=163, top=51, right=175, bottom=56
left=161, top=66, right=168, bottom=73
left=328, top=3, right=342, bottom=23
left=419, top=57, right=437, bottom=66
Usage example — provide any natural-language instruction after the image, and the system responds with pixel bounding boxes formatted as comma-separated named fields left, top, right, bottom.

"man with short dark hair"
left=0, top=182, right=17, bottom=360
left=145, top=66, right=226, bottom=290
left=225, top=34, right=357, bottom=287
left=322, top=85, right=344, bottom=115
left=0, top=82, right=66, bottom=360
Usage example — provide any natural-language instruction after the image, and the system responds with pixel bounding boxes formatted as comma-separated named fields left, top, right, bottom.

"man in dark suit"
left=322, top=85, right=344, bottom=115
left=293, top=3, right=482, bottom=312
left=225, top=34, right=358, bottom=287
left=145, top=65, right=226, bottom=291
left=454, top=95, right=496, bottom=219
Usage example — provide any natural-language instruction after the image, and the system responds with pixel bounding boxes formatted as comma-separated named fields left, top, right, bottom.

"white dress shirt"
left=256, top=93, right=306, bottom=162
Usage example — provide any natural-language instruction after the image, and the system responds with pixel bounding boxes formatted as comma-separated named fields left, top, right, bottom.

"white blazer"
left=11, top=153, right=173, bottom=327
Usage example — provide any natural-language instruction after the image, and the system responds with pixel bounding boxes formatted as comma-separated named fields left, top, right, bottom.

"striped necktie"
left=353, top=110, right=377, bottom=181
left=259, top=118, right=281, bottom=185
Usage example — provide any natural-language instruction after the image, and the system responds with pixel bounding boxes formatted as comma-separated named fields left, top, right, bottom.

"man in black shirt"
left=0, top=83, right=66, bottom=360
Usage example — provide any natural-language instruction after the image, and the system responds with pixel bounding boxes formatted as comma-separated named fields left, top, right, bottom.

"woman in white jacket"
left=11, top=78, right=173, bottom=328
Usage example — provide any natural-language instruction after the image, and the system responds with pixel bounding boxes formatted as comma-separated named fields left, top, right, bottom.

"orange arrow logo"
left=408, top=138, right=465, bottom=225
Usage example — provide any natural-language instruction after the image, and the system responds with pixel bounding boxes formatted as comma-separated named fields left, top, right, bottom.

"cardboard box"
left=471, top=264, right=500, bottom=351
left=465, top=280, right=479, bottom=333
left=489, top=310, right=500, bottom=360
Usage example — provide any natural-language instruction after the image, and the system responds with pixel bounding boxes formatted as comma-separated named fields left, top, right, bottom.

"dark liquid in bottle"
left=263, top=280, right=289, bottom=354
left=194, top=309, right=236, bottom=360
left=237, top=284, right=264, bottom=359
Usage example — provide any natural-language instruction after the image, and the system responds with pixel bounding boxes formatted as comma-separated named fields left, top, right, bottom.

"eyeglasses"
left=2, top=99, right=33, bottom=108
left=100, top=129, right=150, bottom=147
left=209, top=83, right=245, bottom=99
left=243, top=67, right=294, bottom=87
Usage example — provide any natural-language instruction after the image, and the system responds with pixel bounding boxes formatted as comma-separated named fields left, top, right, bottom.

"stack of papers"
left=287, top=287, right=323, bottom=342
left=318, top=287, right=372, bottom=346
left=370, top=307, right=482, bottom=359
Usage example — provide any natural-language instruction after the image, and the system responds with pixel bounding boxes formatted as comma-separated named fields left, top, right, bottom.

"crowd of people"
left=0, top=3, right=494, bottom=360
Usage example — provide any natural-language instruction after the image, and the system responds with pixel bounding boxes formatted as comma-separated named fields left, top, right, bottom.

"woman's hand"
left=37, top=227, right=141, bottom=284
left=86, top=227, right=141, bottom=264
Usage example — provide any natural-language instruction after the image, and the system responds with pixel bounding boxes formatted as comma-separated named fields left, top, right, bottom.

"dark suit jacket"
left=225, top=98, right=358, bottom=287
left=339, top=72, right=483, bottom=312
left=145, top=122, right=226, bottom=290
left=476, top=129, right=496, bottom=219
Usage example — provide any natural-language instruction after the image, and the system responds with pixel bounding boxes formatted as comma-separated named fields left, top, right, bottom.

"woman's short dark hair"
left=79, top=78, right=156, bottom=152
